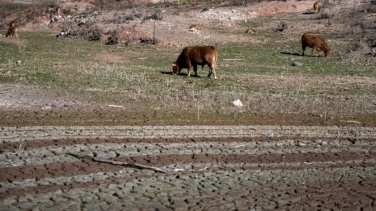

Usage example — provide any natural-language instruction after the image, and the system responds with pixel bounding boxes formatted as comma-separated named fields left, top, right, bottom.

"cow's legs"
left=193, top=65, right=198, bottom=76
left=187, top=67, right=191, bottom=77
left=311, top=47, right=316, bottom=57
left=302, top=45, right=306, bottom=56
left=208, top=64, right=218, bottom=80
left=187, top=63, right=192, bottom=77
left=316, top=47, right=323, bottom=57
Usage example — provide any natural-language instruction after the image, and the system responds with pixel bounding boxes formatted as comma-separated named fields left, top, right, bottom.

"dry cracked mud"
left=1, top=125, right=376, bottom=210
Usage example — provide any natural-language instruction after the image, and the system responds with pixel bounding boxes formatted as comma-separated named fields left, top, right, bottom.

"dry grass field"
left=1, top=0, right=375, bottom=126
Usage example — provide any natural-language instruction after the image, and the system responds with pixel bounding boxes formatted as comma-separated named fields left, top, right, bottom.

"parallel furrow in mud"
left=1, top=125, right=376, bottom=210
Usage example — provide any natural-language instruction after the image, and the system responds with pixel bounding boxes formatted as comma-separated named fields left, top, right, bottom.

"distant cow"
left=301, top=32, right=331, bottom=57
left=189, top=24, right=201, bottom=31
left=245, top=28, right=256, bottom=34
left=313, top=1, right=321, bottom=13
left=172, top=46, right=218, bottom=79
left=6, top=21, right=18, bottom=37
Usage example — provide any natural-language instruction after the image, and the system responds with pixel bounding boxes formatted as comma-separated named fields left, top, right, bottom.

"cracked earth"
left=1, top=125, right=376, bottom=210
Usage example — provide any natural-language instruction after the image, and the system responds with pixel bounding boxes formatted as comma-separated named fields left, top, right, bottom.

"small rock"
left=232, top=99, right=243, bottom=107
left=292, top=61, right=303, bottom=66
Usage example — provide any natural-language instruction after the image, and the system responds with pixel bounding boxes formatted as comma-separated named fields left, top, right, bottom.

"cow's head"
left=325, top=48, right=331, bottom=57
left=171, top=63, right=180, bottom=75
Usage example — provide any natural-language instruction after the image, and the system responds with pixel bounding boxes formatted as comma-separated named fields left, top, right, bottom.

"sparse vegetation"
left=0, top=2, right=33, bottom=20
left=0, top=0, right=375, bottom=126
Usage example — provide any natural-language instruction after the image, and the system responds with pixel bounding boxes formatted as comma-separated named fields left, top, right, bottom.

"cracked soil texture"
left=1, top=125, right=376, bottom=210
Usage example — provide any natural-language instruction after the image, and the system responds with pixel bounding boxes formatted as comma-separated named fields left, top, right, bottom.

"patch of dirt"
left=0, top=84, right=92, bottom=110
left=93, top=53, right=125, bottom=63
left=0, top=0, right=326, bottom=45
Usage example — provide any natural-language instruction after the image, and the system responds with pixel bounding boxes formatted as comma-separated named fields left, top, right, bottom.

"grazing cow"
left=6, top=21, right=18, bottom=37
left=301, top=32, right=331, bottom=57
left=313, top=1, right=321, bottom=13
left=245, top=28, right=256, bottom=34
left=172, top=46, right=218, bottom=79
left=189, top=24, right=201, bottom=31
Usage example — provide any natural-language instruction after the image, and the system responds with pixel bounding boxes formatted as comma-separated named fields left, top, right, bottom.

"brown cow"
left=189, top=24, right=201, bottom=31
left=313, top=1, right=321, bottom=13
left=245, top=28, right=256, bottom=34
left=6, top=21, right=18, bottom=37
left=172, top=46, right=218, bottom=79
left=301, top=32, right=331, bottom=57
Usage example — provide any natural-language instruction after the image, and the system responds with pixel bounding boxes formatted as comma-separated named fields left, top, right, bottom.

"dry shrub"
left=320, top=8, right=334, bottom=19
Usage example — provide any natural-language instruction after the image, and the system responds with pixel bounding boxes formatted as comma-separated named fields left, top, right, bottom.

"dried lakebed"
left=1, top=125, right=376, bottom=210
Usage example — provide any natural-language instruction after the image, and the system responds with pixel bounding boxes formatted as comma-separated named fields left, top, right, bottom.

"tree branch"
left=66, top=152, right=166, bottom=173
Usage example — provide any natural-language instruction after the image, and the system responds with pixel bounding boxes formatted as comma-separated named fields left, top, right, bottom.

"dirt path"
left=1, top=125, right=375, bottom=210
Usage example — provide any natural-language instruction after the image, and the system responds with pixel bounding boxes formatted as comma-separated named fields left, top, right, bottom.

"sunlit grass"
left=1, top=4, right=375, bottom=125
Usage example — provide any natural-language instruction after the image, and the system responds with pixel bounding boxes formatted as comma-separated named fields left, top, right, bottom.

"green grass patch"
left=1, top=31, right=375, bottom=95
left=1, top=29, right=375, bottom=123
